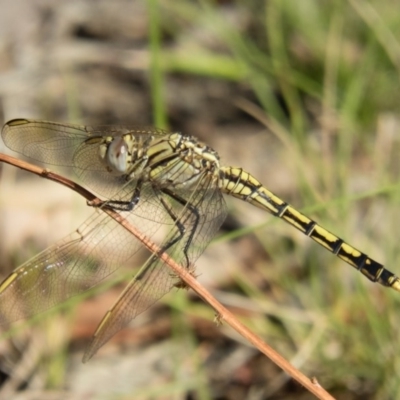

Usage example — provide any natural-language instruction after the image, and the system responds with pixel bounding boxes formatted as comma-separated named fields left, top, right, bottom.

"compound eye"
left=105, top=137, right=128, bottom=174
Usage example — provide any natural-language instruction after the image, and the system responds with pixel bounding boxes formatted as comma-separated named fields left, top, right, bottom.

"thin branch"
left=0, top=153, right=336, bottom=400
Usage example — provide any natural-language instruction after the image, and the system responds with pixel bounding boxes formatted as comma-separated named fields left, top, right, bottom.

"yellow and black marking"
left=220, top=166, right=400, bottom=292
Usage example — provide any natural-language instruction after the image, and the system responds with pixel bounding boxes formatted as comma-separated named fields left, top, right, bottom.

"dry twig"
left=0, top=152, right=336, bottom=400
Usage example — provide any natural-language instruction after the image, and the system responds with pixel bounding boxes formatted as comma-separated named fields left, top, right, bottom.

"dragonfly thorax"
left=176, top=135, right=220, bottom=170
left=147, top=133, right=221, bottom=189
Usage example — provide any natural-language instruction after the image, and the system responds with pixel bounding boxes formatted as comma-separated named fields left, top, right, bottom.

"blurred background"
left=1, top=0, right=400, bottom=399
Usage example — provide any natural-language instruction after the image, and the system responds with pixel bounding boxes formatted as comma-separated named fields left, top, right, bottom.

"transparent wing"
left=0, top=174, right=227, bottom=360
left=1, top=119, right=90, bottom=166
left=82, top=173, right=227, bottom=361
left=1, top=119, right=170, bottom=200
left=82, top=250, right=180, bottom=362
left=1, top=121, right=229, bottom=360
left=0, top=182, right=178, bottom=326
left=1, top=119, right=171, bottom=165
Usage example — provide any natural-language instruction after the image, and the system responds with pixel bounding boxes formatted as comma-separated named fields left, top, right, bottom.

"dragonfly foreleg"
left=88, top=181, right=143, bottom=212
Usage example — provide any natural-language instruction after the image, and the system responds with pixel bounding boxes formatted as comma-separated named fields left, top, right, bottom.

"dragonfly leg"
left=88, top=181, right=143, bottom=212
left=160, top=188, right=200, bottom=269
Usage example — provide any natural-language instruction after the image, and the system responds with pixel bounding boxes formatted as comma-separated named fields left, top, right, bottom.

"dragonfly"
left=1, top=118, right=399, bottom=362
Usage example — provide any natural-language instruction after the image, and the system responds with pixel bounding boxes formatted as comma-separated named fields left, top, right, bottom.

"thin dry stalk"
left=0, top=153, right=336, bottom=400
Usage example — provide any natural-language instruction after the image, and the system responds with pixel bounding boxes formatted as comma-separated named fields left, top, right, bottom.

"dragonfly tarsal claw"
left=87, top=198, right=103, bottom=208
left=41, top=168, right=52, bottom=177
